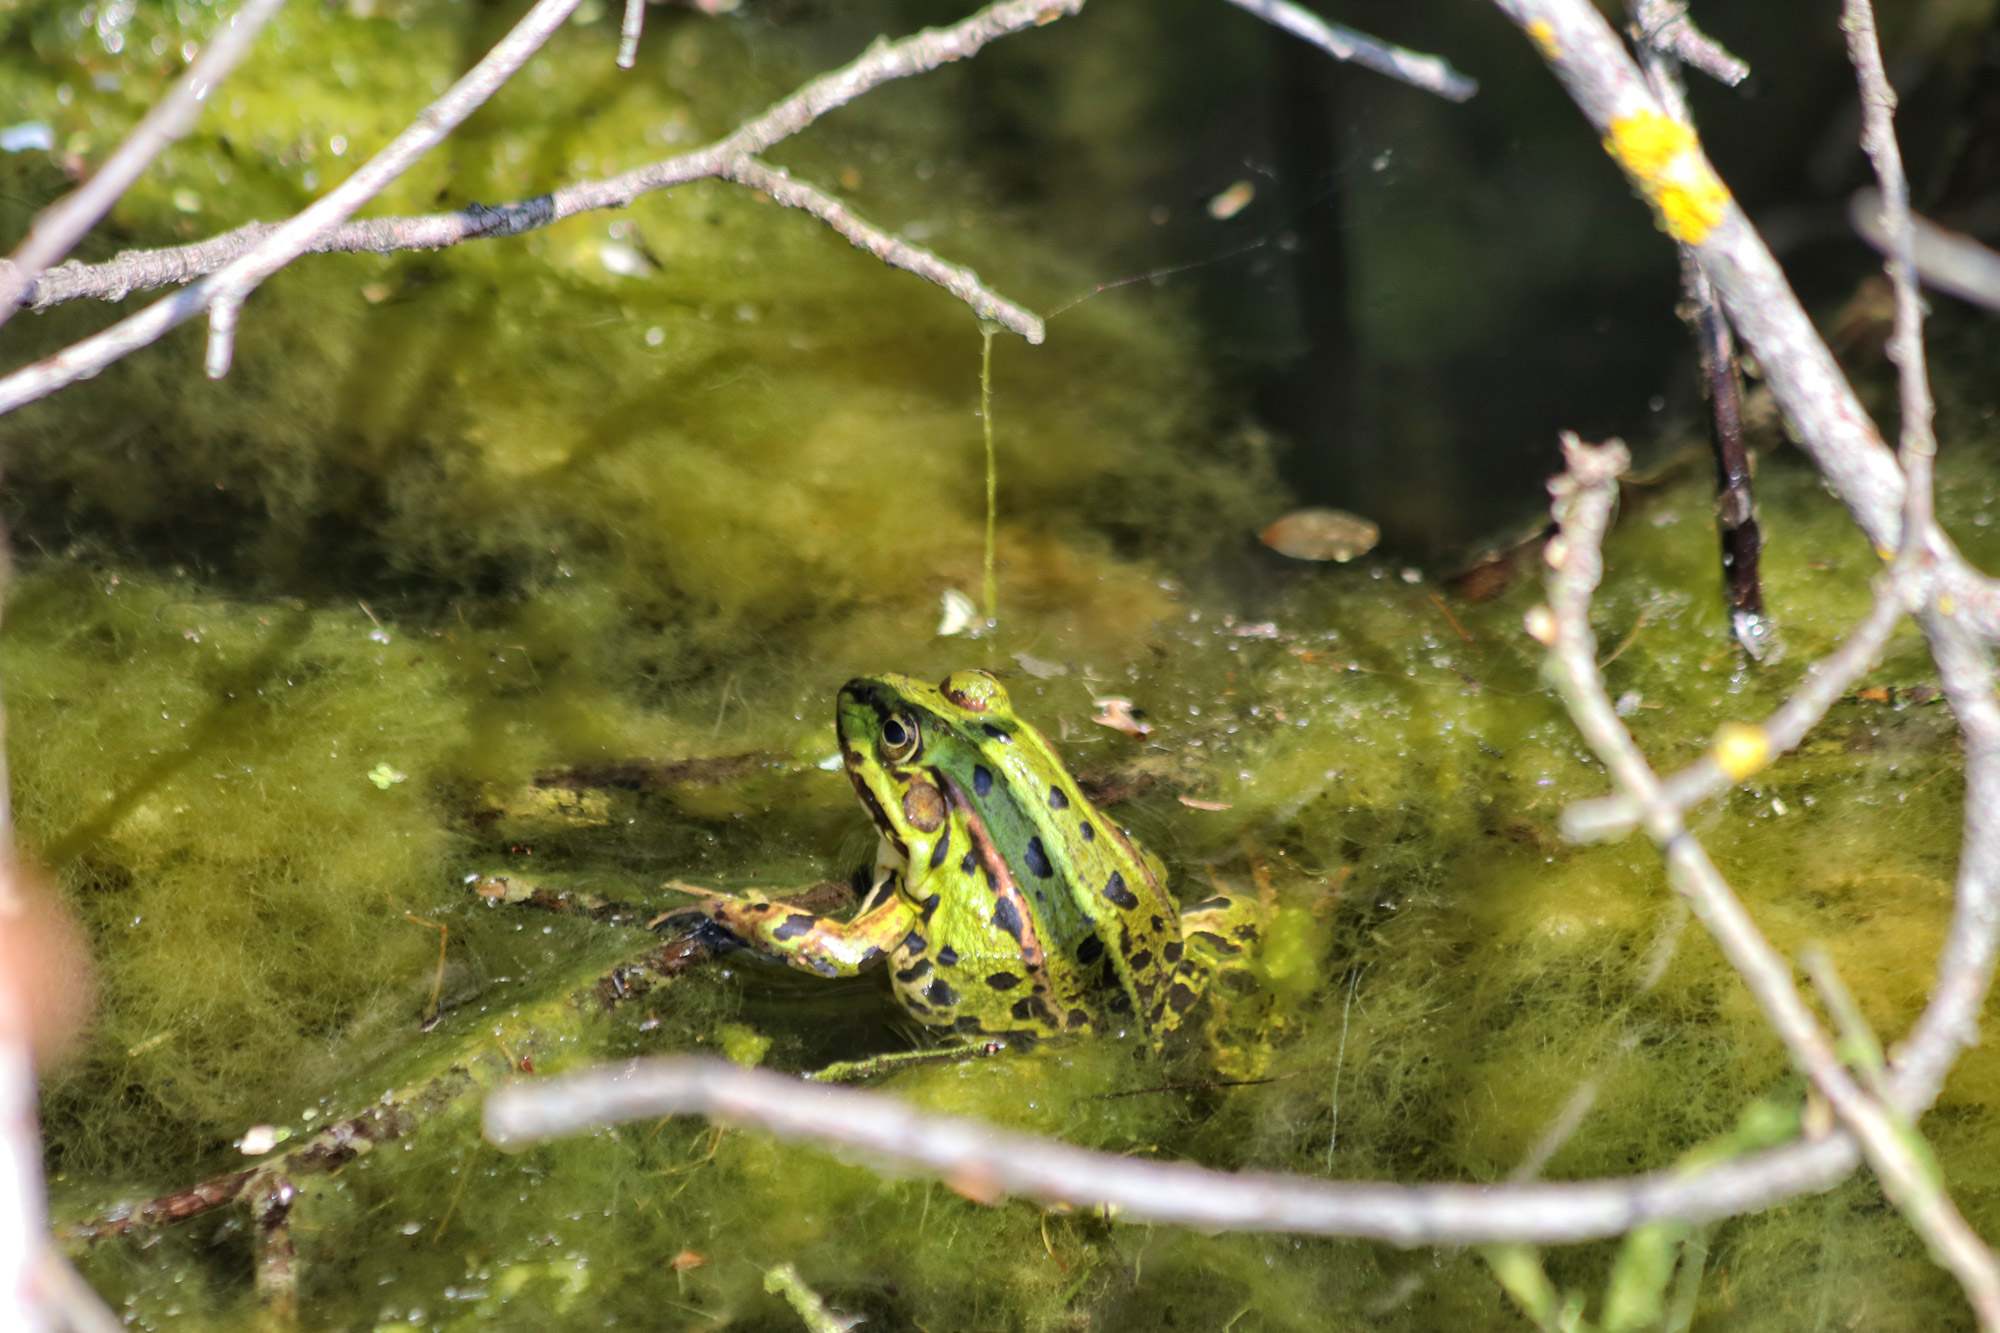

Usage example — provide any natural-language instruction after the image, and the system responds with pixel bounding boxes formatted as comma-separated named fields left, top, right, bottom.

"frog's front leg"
left=675, top=879, right=916, bottom=979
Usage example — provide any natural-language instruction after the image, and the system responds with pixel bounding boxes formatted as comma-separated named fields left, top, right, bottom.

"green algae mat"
left=5, top=0, right=2000, bottom=1328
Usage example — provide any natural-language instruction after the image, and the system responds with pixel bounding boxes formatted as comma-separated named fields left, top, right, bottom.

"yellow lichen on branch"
left=1603, top=111, right=1731, bottom=245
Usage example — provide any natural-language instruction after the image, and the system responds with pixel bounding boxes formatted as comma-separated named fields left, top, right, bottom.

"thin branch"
left=1890, top=610, right=2000, bottom=1114
left=1850, top=188, right=2000, bottom=314
left=484, top=1054, right=1861, bottom=1246
left=1535, top=434, right=2000, bottom=1329
left=0, top=0, right=289, bottom=332
left=616, top=0, right=646, bottom=70
left=721, top=158, right=1043, bottom=342
left=0, top=0, right=1076, bottom=413
left=1844, top=0, right=1939, bottom=553
left=1218, top=0, right=1477, bottom=101
left=1630, top=0, right=1748, bottom=88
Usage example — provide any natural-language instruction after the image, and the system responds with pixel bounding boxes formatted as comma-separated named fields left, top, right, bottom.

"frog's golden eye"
left=879, top=714, right=920, bottom=762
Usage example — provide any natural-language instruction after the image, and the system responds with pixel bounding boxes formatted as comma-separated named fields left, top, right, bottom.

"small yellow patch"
left=1603, top=111, right=1730, bottom=245
left=1713, top=721, right=1770, bottom=782
left=1526, top=19, right=1560, bottom=60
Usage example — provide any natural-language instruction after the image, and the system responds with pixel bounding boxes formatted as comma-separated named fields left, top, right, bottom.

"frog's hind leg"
left=669, top=876, right=913, bottom=979
left=1147, top=892, right=1264, bottom=1034
left=1180, top=893, right=1263, bottom=967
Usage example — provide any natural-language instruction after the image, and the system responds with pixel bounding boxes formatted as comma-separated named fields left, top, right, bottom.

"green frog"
left=680, top=669, right=1257, bottom=1046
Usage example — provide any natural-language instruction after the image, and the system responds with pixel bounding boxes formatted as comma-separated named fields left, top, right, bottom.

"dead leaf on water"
left=1091, top=697, right=1152, bottom=738
left=1259, top=508, right=1380, bottom=562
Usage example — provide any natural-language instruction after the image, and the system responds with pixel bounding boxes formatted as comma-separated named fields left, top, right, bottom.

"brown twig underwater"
left=1629, top=0, right=1771, bottom=659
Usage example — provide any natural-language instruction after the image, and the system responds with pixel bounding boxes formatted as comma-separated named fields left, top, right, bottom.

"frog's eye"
left=879, top=714, right=920, bottom=762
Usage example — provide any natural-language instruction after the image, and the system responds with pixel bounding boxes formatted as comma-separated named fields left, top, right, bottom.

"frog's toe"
left=646, top=905, right=713, bottom=937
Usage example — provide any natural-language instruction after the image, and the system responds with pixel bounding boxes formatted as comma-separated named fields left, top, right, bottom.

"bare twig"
left=1851, top=189, right=2000, bottom=314
left=0, top=0, right=289, bottom=332
left=1218, top=0, right=1477, bottom=101
left=1630, top=0, right=1748, bottom=88
left=0, top=1040, right=50, bottom=1333
left=616, top=0, right=646, bottom=70
left=1534, top=435, right=2000, bottom=1330
left=1844, top=0, right=1939, bottom=554
left=483, top=1054, right=1859, bottom=1245
left=720, top=158, right=1044, bottom=341
left=1890, top=610, right=2000, bottom=1115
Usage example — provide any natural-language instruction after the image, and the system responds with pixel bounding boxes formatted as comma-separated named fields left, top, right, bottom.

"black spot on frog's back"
left=985, top=971, right=1021, bottom=991
left=1103, top=872, right=1139, bottom=910
left=1048, top=787, right=1070, bottom=810
left=982, top=723, right=1011, bottom=743
left=929, top=830, right=951, bottom=870
left=936, top=944, right=960, bottom=967
left=926, top=977, right=960, bottom=1009
left=992, top=897, right=1024, bottom=941
left=1077, top=933, right=1105, bottom=965
left=973, top=765, right=993, bottom=797
left=1022, top=837, right=1053, bottom=878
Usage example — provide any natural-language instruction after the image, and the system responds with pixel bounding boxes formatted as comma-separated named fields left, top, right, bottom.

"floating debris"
left=1207, top=179, right=1256, bottom=220
left=936, top=587, right=981, bottom=637
left=1259, top=508, right=1380, bottom=562
left=764, top=1262, right=865, bottom=1332
left=1091, top=697, right=1151, bottom=738
left=1013, top=652, right=1066, bottom=679
left=367, top=762, right=408, bottom=789
left=1177, top=796, right=1233, bottom=811
left=237, top=1124, right=283, bottom=1155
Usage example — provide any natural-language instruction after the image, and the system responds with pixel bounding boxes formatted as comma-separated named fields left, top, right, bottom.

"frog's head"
left=834, top=671, right=1016, bottom=860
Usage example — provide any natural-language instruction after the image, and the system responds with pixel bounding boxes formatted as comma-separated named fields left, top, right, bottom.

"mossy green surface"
left=3, top=0, right=2000, bottom=1329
